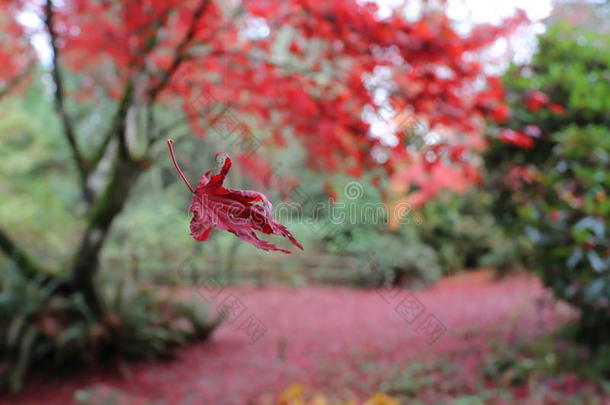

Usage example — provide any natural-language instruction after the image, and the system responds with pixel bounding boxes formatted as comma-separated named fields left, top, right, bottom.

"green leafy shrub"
left=486, top=22, right=610, bottom=347
left=320, top=182, right=525, bottom=285
left=0, top=266, right=218, bottom=391
left=342, top=226, right=442, bottom=288
left=320, top=181, right=442, bottom=287
left=419, top=190, right=530, bottom=275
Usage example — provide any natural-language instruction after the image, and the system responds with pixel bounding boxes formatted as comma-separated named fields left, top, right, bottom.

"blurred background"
left=0, top=0, right=609, bottom=403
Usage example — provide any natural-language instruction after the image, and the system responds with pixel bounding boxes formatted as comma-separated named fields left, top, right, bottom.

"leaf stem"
left=167, top=139, right=195, bottom=193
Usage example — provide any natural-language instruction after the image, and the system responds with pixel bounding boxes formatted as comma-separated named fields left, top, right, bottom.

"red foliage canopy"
left=2, top=0, right=528, bottom=203
left=0, top=2, right=36, bottom=94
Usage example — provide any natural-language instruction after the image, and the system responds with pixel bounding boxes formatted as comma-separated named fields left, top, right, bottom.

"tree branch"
left=90, top=6, right=172, bottom=170
left=44, top=0, right=89, bottom=182
left=89, top=81, right=135, bottom=169
left=148, top=0, right=211, bottom=102
left=0, top=227, right=46, bottom=278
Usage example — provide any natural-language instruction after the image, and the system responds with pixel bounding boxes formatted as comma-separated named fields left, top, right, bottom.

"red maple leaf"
left=524, top=90, right=549, bottom=112
left=490, top=103, right=510, bottom=123
left=498, top=129, right=534, bottom=149
left=549, top=103, right=566, bottom=115
left=167, top=139, right=303, bottom=253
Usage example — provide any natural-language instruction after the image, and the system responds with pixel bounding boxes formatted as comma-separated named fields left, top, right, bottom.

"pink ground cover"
left=1, top=271, right=574, bottom=404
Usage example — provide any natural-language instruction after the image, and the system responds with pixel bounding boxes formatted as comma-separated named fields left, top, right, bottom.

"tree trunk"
left=71, top=156, right=143, bottom=317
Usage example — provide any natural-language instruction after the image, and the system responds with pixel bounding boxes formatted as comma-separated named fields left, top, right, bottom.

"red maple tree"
left=0, top=0, right=526, bottom=315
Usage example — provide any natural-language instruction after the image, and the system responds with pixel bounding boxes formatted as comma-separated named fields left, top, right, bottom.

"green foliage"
left=320, top=182, right=526, bottom=285
left=419, top=190, right=530, bottom=275
left=483, top=334, right=610, bottom=397
left=362, top=338, right=609, bottom=404
left=363, top=359, right=514, bottom=404
left=0, top=97, right=81, bottom=271
left=342, top=226, right=442, bottom=288
left=0, top=265, right=217, bottom=392
left=486, top=23, right=610, bottom=347
left=321, top=181, right=442, bottom=287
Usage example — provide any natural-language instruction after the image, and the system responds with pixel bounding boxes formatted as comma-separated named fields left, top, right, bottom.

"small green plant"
left=74, top=385, right=151, bottom=405
left=419, top=190, right=530, bottom=275
left=482, top=334, right=610, bottom=401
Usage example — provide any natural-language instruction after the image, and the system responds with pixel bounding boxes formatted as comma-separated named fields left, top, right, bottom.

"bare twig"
left=89, top=81, right=134, bottom=166
left=44, top=0, right=89, bottom=182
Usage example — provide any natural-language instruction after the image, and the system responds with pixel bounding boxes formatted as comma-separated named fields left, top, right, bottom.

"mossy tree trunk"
left=71, top=155, right=144, bottom=316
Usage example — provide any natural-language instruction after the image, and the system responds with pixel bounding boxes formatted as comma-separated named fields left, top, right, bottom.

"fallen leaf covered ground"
left=2, top=270, right=577, bottom=404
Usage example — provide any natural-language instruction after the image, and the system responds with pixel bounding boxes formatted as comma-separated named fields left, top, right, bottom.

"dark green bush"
left=485, top=22, right=610, bottom=347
